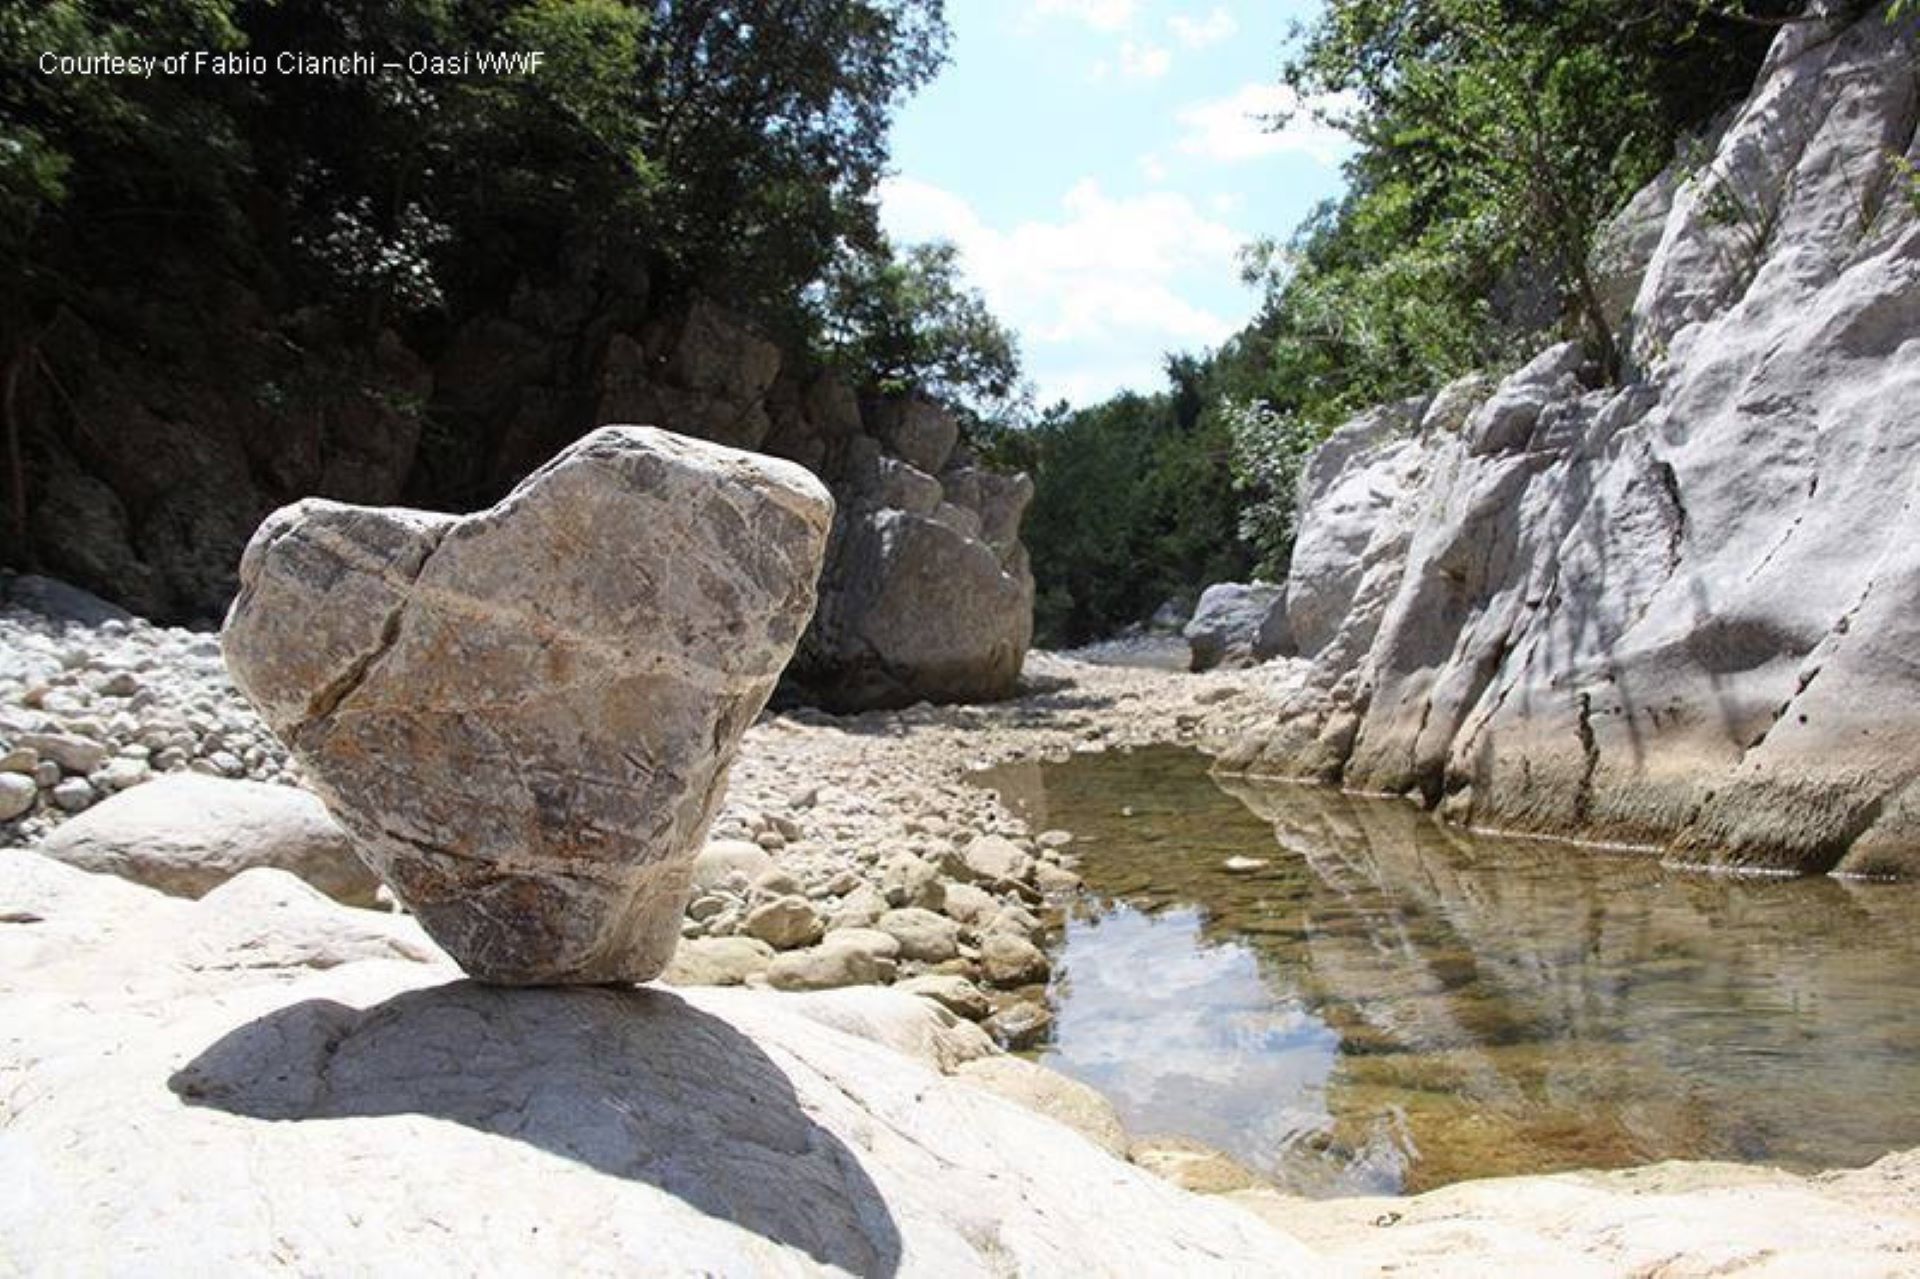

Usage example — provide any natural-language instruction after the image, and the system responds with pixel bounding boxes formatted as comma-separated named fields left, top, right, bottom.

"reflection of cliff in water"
left=980, top=746, right=1920, bottom=1196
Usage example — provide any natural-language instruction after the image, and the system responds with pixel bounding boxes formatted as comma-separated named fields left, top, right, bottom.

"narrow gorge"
left=5, top=2, right=1920, bottom=1276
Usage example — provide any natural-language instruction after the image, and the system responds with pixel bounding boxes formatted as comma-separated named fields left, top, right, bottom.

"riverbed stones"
left=765, top=929, right=900, bottom=990
left=880, top=851, right=946, bottom=910
left=220, top=426, right=835, bottom=984
left=17, top=731, right=110, bottom=776
left=691, top=839, right=775, bottom=893
left=0, top=773, right=35, bottom=820
left=1033, top=863, right=1083, bottom=896
left=825, top=882, right=888, bottom=930
left=898, top=973, right=992, bottom=1021
left=982, top=998, right=1053, bottom=1050
left=939, top=881, right=996, bottom=926
left=49, top=778, right=95, bottom=812
left=953, top=834, right=1033, bottom=886
left=660, top=936, right=774, bottom=987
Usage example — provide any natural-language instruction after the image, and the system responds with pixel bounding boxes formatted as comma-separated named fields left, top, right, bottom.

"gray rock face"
left=1183, top=583, right=1292, bottom=672
left=795, top=487, right=1035, bottom=710
left=222, top=426, right=834, bottom=983
left=16, top=268, right=1037, bottom=711
left=35, top=774, right=378, bottom=905
left=872, top=398, right=962, bottom=475
left=1232, top=5, right=1920, bottom=876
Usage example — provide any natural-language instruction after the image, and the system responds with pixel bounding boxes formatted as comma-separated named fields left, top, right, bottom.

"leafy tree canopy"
left=2, top=0, right=984, bottom=406
left=813, top=236, right=1029, bottom=427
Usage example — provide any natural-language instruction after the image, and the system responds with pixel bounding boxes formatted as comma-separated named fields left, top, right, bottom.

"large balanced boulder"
left=34, top=773, right=378, bottom=905
left=221, top=426, right=834, bottom=983
left=1184, top=582, right=1292, bottom=673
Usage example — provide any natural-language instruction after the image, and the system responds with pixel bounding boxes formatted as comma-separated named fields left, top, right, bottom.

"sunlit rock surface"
left=1233, top=4, right=1920, bottom=875
left=223, top=427, right=833, bottom=983
left=0, top=853, right=1320, bottom=1275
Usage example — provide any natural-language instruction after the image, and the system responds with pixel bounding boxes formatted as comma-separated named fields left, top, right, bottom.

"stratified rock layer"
left=222, top=426, right=833, bottom=983
left=1229, top=5, right=1920, bottom=876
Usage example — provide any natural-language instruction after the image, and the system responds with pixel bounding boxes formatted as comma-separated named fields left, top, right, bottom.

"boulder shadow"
left=169, top=981, right=902, bottom=1276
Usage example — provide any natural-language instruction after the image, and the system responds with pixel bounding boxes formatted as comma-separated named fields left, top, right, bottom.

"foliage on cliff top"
left=1, top=0, right=1034, bottom=537
left=6, top=0, right=952, bottom=321
left=1022, top=1, right=1799, bottom=638
left=813, top=236, right=1030, bottom=429
left=1217, top=0, right=1800, bottom=578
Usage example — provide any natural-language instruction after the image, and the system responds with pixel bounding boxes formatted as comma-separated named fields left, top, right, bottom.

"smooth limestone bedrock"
left=221, top=426, right=834, bottom=984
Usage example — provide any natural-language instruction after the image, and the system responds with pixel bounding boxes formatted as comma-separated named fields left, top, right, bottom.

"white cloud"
left=1032, top=0, right=1135, bottom=32
left=1175, top=83, right=1355, bottom=166
left=880, top=176, right=1247, bottom=403
left=1139, top=152, right=1170, bottom=183
left=1169, top=8, right=1237, bottom=49
left=1118, top=40, right=1171, bottom=80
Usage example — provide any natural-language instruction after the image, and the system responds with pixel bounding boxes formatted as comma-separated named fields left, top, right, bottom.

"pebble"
left=742, top=896, right=825, bottom=950
left=983, top=999, right=1054, bottom=1050
left=0, top=773, right=35, bottom=820
left=897, top=973, right=992, bottom=1021
left=981, top=933, right=1051, bottom=988
left=50, top=777, right=96, bottom=812
left=766, top=937, right=896, bottom=991
left=877, top=907, right=961, bottom=964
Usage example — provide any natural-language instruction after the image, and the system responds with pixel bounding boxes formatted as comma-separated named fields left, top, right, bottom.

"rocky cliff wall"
left=6, top=270, right=1033, bottom=710
left=1223, top=3, right=1920, bottom=877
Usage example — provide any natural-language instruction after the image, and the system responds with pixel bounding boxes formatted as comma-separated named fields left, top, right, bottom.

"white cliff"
left=1227, top=3, right=1920, bottom=877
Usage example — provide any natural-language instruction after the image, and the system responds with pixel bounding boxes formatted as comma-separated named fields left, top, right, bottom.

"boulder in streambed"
left=1184, top=583, right=1292, bottom=673
left=34, top=773, right=379, bottom=906
left=221, top=426, right=834, bottom=984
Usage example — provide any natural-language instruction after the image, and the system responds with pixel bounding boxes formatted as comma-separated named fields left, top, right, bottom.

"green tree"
left=814, top=236, right=1028, bottom=425
left=1019, top=354, right=1256, bottom=646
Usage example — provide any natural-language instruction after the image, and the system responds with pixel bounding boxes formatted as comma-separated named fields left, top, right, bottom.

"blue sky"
left=881, top=0, right=1349, bottom=410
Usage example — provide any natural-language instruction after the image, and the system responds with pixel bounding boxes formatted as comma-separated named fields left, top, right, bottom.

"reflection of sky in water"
left=1041, top=903, right=1395, bottom=1190
left=986, top=746, right=1920, bottom=1197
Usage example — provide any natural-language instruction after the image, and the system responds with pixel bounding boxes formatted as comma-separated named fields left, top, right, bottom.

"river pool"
left=978, top=746, right=1920, bottom=1196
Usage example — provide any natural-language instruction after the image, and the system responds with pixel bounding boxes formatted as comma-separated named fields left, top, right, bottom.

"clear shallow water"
left=979, top=746, right=1920, bottom=1197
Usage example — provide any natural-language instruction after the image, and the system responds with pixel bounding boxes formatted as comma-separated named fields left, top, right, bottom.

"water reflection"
left=979, top=746, right=1920, bottom=1196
